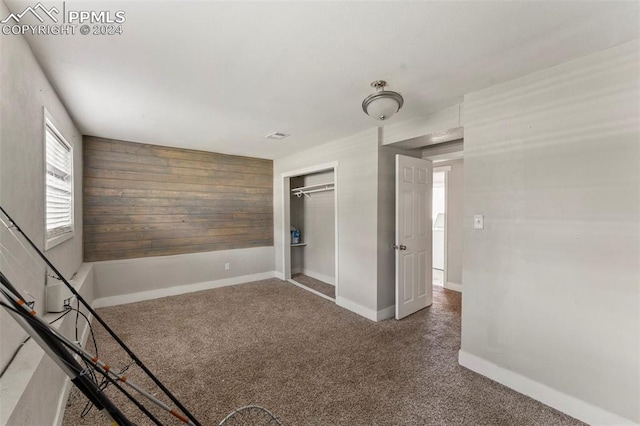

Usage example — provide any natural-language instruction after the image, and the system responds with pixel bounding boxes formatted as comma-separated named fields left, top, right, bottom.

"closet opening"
left=281, top=162, right=338, bottom=301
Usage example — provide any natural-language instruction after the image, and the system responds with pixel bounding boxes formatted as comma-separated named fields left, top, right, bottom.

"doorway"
left=281, top=162, right=338, bottom=301
left=432, top=170, right=447, bottom=287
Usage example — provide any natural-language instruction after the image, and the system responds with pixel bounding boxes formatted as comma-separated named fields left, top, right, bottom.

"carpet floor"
left=291, top=273, right=335, bottom=299
left=63, top=279, right=582, bottom=425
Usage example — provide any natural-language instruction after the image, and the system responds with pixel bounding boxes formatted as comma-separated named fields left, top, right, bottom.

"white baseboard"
left=376, top=305, right=395, bottom=321
left=93, top=271, right=276, bottom=308
left=445, top=281, right=462, bottom=292
left=336, top=296, right=377, bottom=321
left=458, top=350, right=635, bottom=426
left=336, top=297, right=393, bottom=322
left=274, top=271, right=285, bottom=280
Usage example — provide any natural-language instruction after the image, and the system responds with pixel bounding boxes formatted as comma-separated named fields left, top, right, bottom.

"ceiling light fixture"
left=361, top=80, right=404, bottom=121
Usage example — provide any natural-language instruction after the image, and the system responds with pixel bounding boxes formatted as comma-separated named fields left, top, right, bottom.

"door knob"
left=392, top=244, right=407, bottom=250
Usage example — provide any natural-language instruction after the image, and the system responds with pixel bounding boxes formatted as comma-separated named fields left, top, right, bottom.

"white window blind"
left=45, top=120, right=73, bottom=243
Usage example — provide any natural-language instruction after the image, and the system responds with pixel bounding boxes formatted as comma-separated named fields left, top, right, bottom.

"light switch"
left=473, top=214, right=484, bottom=229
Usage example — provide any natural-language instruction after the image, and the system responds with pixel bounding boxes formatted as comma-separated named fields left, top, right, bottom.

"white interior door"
left=396, top=155, right=433, bottom=320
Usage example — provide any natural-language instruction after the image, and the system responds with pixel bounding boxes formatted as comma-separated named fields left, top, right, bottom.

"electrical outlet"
left=63, top=296, right=75, bottom=310
left=474, top=214, right=484, bottom=229
left=46, top=282, right=73, bottom=313
left=224, top=262, right=230, bottom=271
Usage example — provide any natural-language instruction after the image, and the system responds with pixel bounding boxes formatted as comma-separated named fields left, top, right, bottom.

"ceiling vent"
left=265, top=132, right=290, bottom=140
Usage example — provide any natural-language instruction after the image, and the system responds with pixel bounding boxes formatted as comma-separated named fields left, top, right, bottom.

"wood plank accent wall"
left=83, top=136, right=273, bottom=261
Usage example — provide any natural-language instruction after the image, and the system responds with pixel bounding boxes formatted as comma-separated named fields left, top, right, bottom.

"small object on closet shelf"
left=291, top=228, right=300, bottom=244
left=291, top=182, right=335, bottom=198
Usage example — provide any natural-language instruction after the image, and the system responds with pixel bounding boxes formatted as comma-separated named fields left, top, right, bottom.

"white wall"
left=460, top=40, right=639, bottom=424
left=276, top=129, right=421, bottom=318
left=294, top=171, right=335, bottom=284
left=422, top=139, right=464, bottom=162
left=0, top=0, right=88, bottom=422
left=289, top=176, right=305, bottom=273
left=0, top=0, right=84, bottom=370
left=92, top=247, right=275, bottom=306
left=381, top=103, right=463, bottom=148
left=432, top=175, right=445, bottom=272
left=1, top=265, right=94, bottom=426
left=274, top=129, right=382, bottom=318
left=432, top=175, right=445, bottom=221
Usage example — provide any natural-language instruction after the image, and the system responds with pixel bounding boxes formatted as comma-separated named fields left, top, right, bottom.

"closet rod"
left=291, top=182, right=334, bottom=192
left=291, top=182, right=335, bottom=198
left=294, top=187, right=334, bottom=198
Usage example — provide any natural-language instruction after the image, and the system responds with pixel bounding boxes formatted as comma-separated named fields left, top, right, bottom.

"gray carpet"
left=291, top=273, right=335, bottom=299
left=63, top=279, right=582, bottom=425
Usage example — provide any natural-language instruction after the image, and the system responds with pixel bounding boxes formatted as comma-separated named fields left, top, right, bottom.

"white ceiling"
left=9, top=1, right=639, bottom=159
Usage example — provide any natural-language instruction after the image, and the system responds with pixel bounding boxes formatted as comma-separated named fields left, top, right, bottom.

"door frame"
left=281, top=161, right=339, bottom=298
left=433, top=165, right=450, bottom=287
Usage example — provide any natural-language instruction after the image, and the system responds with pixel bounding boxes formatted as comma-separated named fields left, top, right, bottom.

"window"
left=44, top=113, right=73, bottom=249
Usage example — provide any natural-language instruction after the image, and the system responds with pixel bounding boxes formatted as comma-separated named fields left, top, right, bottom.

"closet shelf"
left=291, top=182, right=335, bottom=198
left=291, top=243, right=307, bottom=247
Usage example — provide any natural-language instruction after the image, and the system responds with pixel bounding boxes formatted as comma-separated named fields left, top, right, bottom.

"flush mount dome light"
left=362, top=80, right=404, bottom=121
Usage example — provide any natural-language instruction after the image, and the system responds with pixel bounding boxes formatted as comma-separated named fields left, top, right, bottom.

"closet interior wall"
left=290, top=170, right=335, bottom=285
